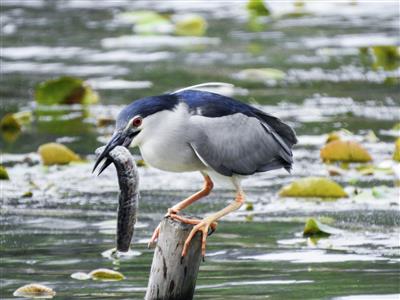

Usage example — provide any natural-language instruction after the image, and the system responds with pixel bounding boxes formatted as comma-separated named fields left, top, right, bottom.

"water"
left=1, top=1, right=399, bottom=299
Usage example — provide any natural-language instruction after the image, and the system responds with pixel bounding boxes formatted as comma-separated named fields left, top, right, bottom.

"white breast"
left=133, top=103, right=206, bottom=172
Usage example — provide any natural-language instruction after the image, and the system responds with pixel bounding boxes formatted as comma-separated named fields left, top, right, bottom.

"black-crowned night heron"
left=93, top=83, right=297, bottom=257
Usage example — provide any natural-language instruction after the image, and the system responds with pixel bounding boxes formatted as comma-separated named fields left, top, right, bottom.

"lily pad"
left=0, top=165, right=9, bottom=180
left=235, top=68, right=285, bottom=82
left=247, top=0, right=271, bottom=17
left=38, top=143, right=81, bottom=166
left=35, top=76, right=99, bottom=105
left=175, top=15, right=207, bottom=36
left=393, top=138, right=400, bottom=162
left=303, top=218, right=342, bottom=237
left=279, top=177, right=347, bottom=198
left=371, top=45, right=400, bottom=71
left=89, top=268, right=125, bottom=281
left=321, top=140, right=372, bottom=163
left=13, top=283, right=56, bottom=299
left=0, top=111, right=32, bottom=132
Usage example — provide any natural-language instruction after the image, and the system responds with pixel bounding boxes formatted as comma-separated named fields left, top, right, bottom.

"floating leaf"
left=13, top=283, right=56, bottom=299
left=303, top=218, right=342, bottom=237
left=89, top=268, right=125, bottom=281
left=321, top=140, right=372, bottom=163
left=245, top=202, right=254, bottom=211
left=279, top=177, right=347, bottom=198
left=175, top=15, right=207, bottom=36
left=0, top=111, right=33, bottom=133
left=0, top=113, right=21, bottom=131
left=393, top=138, right=400, bottom=162
left=371, top=45, right=400, bottom=71
left=35, top=76, right=99, bottom=105
left=247, top=0, right=271, bottom=17
left=0, top=165, right=9, bottom=180
left=235, top=68, right=285, bottom=82
left=38, top=143, right=81, bottom=166
left=22, top=191, right=33, bottom=198
left=71, top=272, right=91, bottom=280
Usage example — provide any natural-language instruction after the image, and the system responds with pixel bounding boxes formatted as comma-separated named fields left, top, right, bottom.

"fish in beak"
left=92, top=130, right=138, bottom=175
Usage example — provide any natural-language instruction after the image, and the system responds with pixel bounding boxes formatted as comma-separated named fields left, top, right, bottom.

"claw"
left=181, top=219, right=215, bottom=257
left=148, top=224, right=160, bottom=248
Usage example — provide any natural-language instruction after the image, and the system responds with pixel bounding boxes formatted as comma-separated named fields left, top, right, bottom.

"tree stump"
left=145, top=216, right=202, bottom=300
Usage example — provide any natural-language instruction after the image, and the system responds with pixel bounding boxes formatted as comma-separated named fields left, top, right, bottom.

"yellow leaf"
left=175, top=15, right=207, bottom=36
left=0, top=165, right=9, bottom=180
left=13, top=284, right=56, bottom=299
left=320, top=140, right=372, bottom=162
left=38, top=143, right=81, bottom=166
left=394, top=138, right=400, bottom=162
left=279, top=177, right=347, bottom=198
left=89, top=268, right=125, bottom=281
left=303, top=218, right=342, bottom=237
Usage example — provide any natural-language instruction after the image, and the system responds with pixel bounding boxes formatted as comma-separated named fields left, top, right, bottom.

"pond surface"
left=1, top=1, right=399, bottom=299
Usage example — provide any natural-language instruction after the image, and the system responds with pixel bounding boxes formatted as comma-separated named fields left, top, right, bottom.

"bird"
left=93, top=83, right=297, bottom=258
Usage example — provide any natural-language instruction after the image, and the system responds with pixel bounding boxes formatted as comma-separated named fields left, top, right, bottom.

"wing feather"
left=189, top=113, right=293, bottom=176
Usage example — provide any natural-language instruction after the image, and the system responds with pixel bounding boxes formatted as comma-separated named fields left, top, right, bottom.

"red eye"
left=132, top=117, right=142, bottom=127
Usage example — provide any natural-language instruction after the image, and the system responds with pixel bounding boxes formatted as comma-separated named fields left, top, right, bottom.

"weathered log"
left=145, top=216, right=202, bottom=300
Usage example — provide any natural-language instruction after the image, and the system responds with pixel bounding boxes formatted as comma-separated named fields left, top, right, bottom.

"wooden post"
left=145, top=216, right=202, bottom=300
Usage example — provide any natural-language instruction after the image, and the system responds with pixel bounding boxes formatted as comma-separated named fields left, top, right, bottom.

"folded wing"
left=189, top=113, right=294, bottom=177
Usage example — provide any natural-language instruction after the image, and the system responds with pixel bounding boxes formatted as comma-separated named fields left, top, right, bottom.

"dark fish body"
left=96, top=146, right=139, bottom=252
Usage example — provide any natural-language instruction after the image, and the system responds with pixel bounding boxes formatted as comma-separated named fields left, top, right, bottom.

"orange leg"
left=148, top=174, right=214, bottom=247
left=168, top=174, right=213, bottom=215
left=182, top=190, right=245, bottom=258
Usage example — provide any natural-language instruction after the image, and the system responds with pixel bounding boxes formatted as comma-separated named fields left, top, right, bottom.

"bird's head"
left=93, top=95, right=178, bottom=175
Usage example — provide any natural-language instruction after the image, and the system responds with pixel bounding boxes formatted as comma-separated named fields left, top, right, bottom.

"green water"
left=1, top=1, right=399, bottom=299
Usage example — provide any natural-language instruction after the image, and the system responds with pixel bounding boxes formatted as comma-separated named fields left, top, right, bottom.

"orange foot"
left=147, top=208, right=181, bottom=247
left=181, top=218, right=217, bottom=258
left=147, top=212, right=217, bottom=255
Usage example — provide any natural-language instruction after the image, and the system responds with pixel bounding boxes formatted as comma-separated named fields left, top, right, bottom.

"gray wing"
left=189, top=113, right=294, bottom=177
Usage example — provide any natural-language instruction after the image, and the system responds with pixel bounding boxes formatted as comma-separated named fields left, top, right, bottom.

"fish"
left=95, top=145, right=139, bottom=252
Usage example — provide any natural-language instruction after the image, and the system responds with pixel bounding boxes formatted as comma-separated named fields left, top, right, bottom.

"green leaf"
left=38, top=143, right=81, bottom=166
left=246, top=0, right=271, bottom=17
left=0, top=165, right=9, bottom=180
left=371, top=46, right=400, bottom=71
left=245, top=202, right=254, bottom=211
left=35, top=76, right=99, bottom=105
left=279, top=177, right=347, bottom=198
left=89, top=268, right=125, bottom=281
left=303, top=218, right=342, bottom=237
left=175, top=15, right=207, bottom=36
left=393, top=138, right=400, bottom=162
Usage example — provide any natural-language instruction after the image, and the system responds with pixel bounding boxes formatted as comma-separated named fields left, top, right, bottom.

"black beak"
left=93, top=131, right=137, bottom=175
